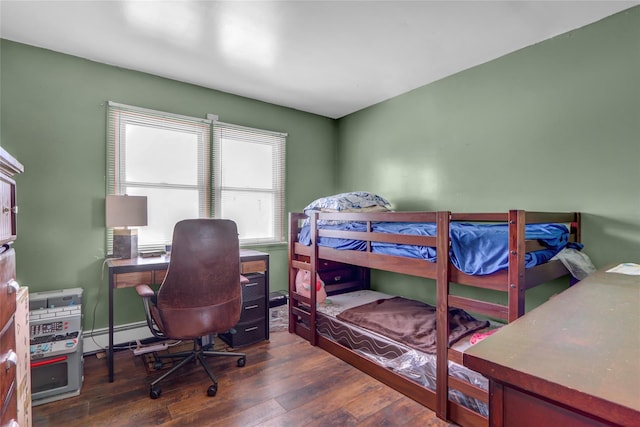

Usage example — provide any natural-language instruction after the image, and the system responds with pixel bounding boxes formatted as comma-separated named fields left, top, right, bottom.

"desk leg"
left=108, top=271, right=114, bottom=382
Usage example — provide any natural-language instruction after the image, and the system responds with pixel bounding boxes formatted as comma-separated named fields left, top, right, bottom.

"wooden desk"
left=463, top=266, right=640, bottom=427
left=106, top=249, right=268, bottom=382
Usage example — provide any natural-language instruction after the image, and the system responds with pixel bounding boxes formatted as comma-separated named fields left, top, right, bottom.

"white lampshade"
left=106, top=195, right=148, bottom=227
left=106, top=195, right=148, bottom=258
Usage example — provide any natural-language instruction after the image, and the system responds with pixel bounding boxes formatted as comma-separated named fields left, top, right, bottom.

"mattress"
left=298, top=221, right=569, bottom=275
left=316, top=290, right=491, bottom=416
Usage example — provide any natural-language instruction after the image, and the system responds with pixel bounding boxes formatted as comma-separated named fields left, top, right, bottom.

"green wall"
left=1, top=6, right=639, bottom=331
left=0, top=39, right=337, bottom=329
left=336, top=7, right=640, bottom=308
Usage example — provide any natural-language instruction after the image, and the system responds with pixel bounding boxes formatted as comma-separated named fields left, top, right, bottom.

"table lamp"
left=106, top=195, right=148, bottom=259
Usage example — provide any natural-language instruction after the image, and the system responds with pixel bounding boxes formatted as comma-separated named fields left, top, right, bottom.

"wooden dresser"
left=0, top=147, right=25, bottom=427
left=463, top=266, right=640, bottom=427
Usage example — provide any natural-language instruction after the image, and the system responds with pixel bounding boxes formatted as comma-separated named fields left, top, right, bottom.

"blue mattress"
left=297, top=222, right=569, bottom=275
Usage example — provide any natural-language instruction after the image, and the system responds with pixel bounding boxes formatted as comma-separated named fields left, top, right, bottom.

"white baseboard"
left=82, top=321, right=155, bottom=354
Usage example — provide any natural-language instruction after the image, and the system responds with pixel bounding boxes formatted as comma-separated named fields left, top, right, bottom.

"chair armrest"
left=135, top=284, right=164, bottom=339
left=240, top=275, right=249, bottom=284
left=136, top=284, right=155, bottom=298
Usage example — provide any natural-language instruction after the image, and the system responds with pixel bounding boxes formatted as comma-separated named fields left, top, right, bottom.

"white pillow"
left=303, top=192, right=392, bottom=217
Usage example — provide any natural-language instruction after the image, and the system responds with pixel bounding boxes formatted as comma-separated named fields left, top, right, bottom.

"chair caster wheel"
left=150, top=387, right=161, bottom=399
left=207, top=384, right=218, bottom=397
left=237, top=357, right=246, bottom=367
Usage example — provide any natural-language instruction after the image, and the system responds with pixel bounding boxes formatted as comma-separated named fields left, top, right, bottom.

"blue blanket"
left=297, top=222, right=568, bottom=275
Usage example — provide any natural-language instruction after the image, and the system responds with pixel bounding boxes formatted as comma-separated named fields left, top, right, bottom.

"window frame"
left=106, top=102, right=287, bottom=254
left=212, top=121, right=287, bottom=246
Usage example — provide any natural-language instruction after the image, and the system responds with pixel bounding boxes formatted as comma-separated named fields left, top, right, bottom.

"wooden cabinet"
left=291, top=255, right=368, bottom=296
left=0, top=147, right=24, bottom=427
left=220, top=250, right=269, bottom=347
left=317, top=259, right=368, bottom=295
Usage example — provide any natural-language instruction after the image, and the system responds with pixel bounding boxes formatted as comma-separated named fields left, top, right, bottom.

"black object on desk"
left=139, top=250, right=164, bottom=258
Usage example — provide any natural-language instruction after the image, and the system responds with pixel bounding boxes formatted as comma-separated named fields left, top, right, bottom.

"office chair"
left=135, top=219, right=247, bottom=399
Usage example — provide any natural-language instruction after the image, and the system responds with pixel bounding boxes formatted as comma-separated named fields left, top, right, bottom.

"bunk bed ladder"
left=288, top=212, right=315, bottom=344
left=288, top=213, right=301, bottom=336
left=435, top=211, right=451, bottom=421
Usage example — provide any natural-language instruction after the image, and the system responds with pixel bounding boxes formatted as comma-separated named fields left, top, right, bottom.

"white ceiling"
left=1, top=1, right=637, bottom=118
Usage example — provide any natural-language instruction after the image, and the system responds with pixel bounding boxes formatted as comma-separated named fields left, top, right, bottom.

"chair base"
left=147, top=338, right=246, bottom=399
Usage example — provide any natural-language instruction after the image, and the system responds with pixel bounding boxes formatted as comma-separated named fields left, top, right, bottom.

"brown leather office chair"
left=135, top=219, right=247, bottom=399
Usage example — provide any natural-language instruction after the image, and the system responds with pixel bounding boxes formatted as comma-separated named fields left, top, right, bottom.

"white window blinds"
left=106, top=101, right=287, bottom=253
left=106, top=102, right=211, bottom=253
left=212, top=121, right=287, bottom=245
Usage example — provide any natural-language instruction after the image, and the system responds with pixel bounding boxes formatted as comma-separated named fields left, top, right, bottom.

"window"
left=106, top=102, right=286, bottom=253
left=213, top=123, right=286, bottom=245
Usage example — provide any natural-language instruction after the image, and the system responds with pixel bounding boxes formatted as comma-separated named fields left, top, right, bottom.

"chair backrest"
left=153, top=219, right=242, bottom=339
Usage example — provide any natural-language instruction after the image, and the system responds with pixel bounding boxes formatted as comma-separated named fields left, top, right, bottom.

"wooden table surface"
left=463, top=264, right=640, bottom=425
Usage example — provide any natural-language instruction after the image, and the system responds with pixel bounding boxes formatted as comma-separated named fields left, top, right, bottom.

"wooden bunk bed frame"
left=288, top=209, right=581, bottom=427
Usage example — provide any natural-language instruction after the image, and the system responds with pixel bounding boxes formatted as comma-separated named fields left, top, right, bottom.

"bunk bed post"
left=288, top=212, right=296, bottom=334
left=435, top=211, right=451, bottom=421
left=508, top=210, right=526, bottom=321
left=568, top=211, right=582, bottom=287
left=309, top=212, right=319, bottom=346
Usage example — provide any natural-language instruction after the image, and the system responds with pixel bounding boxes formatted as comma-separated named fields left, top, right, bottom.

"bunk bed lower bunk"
left=315, top=289, right=493, bottom=415
left=288, top=202, right=581, bottom=427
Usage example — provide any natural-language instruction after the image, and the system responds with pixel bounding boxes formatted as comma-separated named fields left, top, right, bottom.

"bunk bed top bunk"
left=291, top=209, right=580, bottom=321
left=287, top=193, right=581, bottom=427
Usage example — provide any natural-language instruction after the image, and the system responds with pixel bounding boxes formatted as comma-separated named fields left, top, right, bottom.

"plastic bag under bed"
left=354, top=348, right=489, bottom=416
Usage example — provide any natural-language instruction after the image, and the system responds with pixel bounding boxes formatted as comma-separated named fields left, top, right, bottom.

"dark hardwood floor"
left=33, top=331, right=455, bottom=426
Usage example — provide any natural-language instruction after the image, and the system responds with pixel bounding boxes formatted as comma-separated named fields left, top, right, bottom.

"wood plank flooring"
left=33, top=331, right=456, bottom=426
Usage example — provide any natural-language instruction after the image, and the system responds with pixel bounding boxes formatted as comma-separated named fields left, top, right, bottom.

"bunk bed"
left=287, top=196, right=581, bottom=427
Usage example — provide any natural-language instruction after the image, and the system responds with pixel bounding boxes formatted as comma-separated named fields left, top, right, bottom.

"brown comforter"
left=336, top=296, right=489, bottom=354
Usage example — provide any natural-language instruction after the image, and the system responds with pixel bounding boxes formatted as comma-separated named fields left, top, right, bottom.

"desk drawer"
left=219, top=318, right=266, bottom=348
left=240, top=297, right=266, bottom=323
left=242, top=273, right=266, bottom=300
left=114, top=271, right=152, bottom=289
left=113, top=269, right=166, bottom=288
left=241, top=259, right=267, bottom=274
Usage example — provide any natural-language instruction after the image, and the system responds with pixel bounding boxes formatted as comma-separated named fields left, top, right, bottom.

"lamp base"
left=113, top=228, right=139, bottom=259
